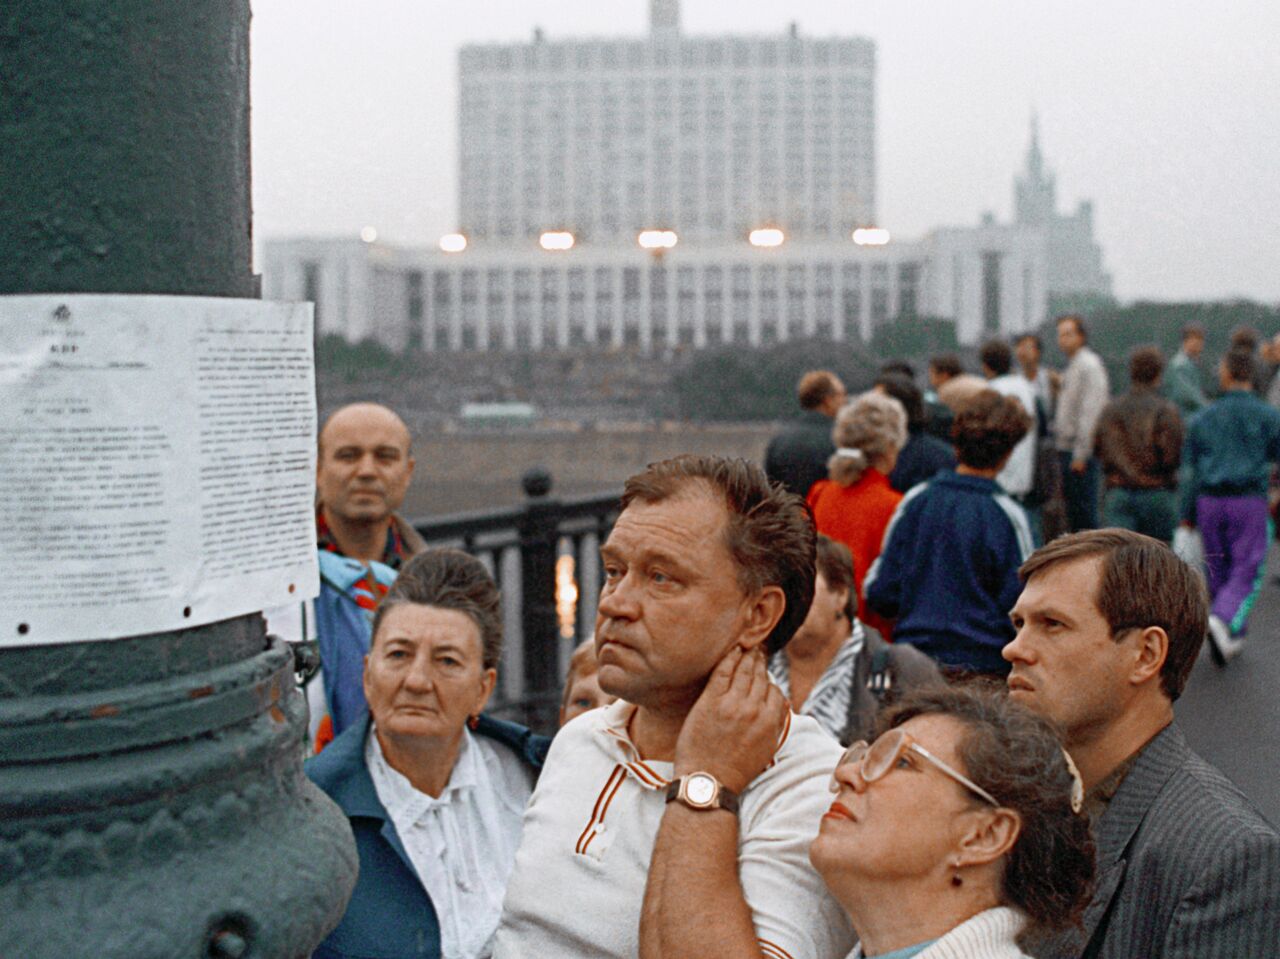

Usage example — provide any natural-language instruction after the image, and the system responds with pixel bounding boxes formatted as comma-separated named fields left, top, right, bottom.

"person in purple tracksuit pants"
left=1181, top=347, right=1280, bottom=664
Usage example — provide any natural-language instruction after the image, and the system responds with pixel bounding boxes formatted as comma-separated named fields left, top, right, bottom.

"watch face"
left=686, top=774, right=717, bottom=806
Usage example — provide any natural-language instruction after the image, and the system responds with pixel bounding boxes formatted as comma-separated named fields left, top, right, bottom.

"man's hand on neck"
left=321, top=504, right=392, bottom=565
left=629, top=691, right=701, bottom=764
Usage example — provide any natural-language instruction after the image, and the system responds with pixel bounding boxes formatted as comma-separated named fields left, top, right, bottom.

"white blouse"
left=366, top=726, right=535, bottom=959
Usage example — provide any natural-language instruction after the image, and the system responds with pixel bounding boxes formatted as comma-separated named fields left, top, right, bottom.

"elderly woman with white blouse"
left=307, top=548, right=549, bottom=959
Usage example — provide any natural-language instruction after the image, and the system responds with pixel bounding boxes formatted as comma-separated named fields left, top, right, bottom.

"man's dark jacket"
left=765, top=410, right=834, bottom=498
left=1029, top=723, right=1280, bottom=959
left=1094, top=386, right=1183, bottom=490
left=306, top=712, right=550, bottom=959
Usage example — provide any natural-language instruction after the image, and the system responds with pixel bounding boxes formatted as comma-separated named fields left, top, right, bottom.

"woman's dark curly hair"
left=875, top=684, right=1095, bottom=931
left=371, top=548, right=504, bottom=670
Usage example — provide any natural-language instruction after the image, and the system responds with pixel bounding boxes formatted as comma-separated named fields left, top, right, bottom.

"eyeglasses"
left=830, top=727, right=1001, bottom=807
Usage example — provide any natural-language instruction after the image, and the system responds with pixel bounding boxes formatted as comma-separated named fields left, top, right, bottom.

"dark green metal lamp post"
left=0, top=3, right=357, bottom=956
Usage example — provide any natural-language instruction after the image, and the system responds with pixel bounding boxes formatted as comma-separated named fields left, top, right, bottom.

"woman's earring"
left=950, top=858, right=964, bottom=888
left=467, top=715, right=480, bottom=730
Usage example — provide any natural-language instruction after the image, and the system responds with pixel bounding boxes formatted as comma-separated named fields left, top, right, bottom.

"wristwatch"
left=665, top=772, right=740, bottom=814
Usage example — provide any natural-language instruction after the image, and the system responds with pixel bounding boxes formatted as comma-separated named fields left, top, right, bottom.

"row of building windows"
left=459, top=38, right=874, bottom=74
left=460, top=116, right=872, bottom=153
left=401, top=261, right=917, bottom=352
left=459, top=76, right=873, bottom=108
left=460, top=95, right=872, bottom=131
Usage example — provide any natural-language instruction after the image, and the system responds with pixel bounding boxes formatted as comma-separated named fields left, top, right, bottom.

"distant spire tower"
left=1027, top=110, right=1043, bottom=176
left=650, top=0, right=680, bottom=35
left=1015, top=110, right=1055, bottom=227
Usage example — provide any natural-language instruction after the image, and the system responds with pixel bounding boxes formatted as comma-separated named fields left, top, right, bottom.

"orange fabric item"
left=314, top=713, right=335, bottom=754
left=807, top=468, right=903, bottom=639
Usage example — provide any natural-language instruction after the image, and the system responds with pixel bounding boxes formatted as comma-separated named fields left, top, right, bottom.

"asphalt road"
left=1175, top=544, right=1280, bottom=827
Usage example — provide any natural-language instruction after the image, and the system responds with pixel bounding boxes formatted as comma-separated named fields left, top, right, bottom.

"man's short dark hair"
left=1129, top=346, right=1165, bottom=386
left=815, top=535, right=857, bottom=622
left=874, top=372, right=927, bottom=430
left=1018, top=529, right=1209, bottom=700
left=1223, top=346, right=1257, bottom=385
left=797, top=370, right=843, bottom=411
left=951, top=390, right=1031, bottom=470
left=1181, top=323, right=1205, bottom=342
left=929, top=353, right=963, bottom=378
left=1229, top=326, right=1259, bottom=351
left=621, top=455, right=816, bottom=655
left=879, top=359, right=917, bottom=381
left=980, top=340, right=1014, bottom=377
left=1015, top=333, right=1042, bottom=352
left=1055, top=314, right=1087, bottom=342
left=371, top=548, right=504, bottom=669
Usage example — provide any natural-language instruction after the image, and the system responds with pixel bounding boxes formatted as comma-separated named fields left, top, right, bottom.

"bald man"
left=317, top=403, right=422, bottom=561
left=312, top=403, right=426, bottom=747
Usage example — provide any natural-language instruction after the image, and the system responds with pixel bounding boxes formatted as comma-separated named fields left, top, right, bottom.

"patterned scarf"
left=316, top=509, right=412, bottom=610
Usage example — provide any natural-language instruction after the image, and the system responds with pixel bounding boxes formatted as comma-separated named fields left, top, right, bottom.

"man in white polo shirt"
left=494, top=455, right=854, bottom=959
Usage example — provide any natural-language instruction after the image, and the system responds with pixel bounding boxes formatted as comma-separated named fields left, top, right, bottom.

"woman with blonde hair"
left=807, top=391, right=908, bottom=637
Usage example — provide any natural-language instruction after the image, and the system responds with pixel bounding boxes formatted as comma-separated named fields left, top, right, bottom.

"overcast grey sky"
left=251, top=0, right=1280, bottom=303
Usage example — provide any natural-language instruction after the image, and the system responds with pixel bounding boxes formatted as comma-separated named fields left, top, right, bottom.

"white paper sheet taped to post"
left=0, top=294, right=321, bottom=646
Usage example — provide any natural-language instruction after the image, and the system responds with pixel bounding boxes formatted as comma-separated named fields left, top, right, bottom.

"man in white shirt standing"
left=1015, top=332, right=1056, bottom=418
left=494, top=455, right=854, bottom=959
left=981, top=339, right=1041, bottom=546
left=1053, top=314, right=1111, bottom=532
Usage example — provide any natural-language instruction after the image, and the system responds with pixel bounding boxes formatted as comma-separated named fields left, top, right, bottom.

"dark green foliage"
left=671, top=338, right=880, bottom=421
left=867, top=316, right=960, bottom=364
left=316, top=334, right=407, bottom=382
left=1042, top=300, right=1280, bottom=390
left=314, top=301, right=1280, bottom=421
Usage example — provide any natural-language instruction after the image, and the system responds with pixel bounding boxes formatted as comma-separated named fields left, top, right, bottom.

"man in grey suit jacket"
left=1005, top=528, right=1280, bottom=959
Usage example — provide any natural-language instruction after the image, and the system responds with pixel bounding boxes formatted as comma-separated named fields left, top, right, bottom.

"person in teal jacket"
left=1181, top=347, right=1280, bottom=663
left=1165, top=324, right=1209, bottom=418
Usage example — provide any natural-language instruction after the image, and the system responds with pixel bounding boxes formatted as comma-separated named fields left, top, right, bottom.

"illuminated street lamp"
left=748, top=227, right=785, bottom=248
left=359, top=225, right=378, bottom=243
left=539, top=230, right=576, bottom=251
left=852, top=227, right=891, bottom=246
left=637, top=229, right=678, bottom=250
left=439, top=233, right=468, bottom=253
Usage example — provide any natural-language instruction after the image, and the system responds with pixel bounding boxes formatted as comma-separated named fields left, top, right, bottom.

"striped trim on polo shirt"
left=575, top=704, right=795, bottom=857
left=576, top=764, right=628, bottom=855
left=759, top=937, right=797, bottom=959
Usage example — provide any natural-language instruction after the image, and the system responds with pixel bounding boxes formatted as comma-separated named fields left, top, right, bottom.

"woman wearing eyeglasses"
left=810, top=684, right=1094, bottom=959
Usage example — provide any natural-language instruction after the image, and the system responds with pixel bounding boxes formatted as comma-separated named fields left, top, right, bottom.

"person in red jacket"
left=807, top=391, right=908, bottom=639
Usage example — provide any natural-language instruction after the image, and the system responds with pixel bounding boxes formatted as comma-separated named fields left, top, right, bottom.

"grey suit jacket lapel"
left=1077, top=724, right=1189, bottom=954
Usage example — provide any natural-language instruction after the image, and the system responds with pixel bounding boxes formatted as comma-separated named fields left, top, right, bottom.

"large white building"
left=457, top=5, right=875, bottom=244
left=265, top=2, right=1097, bottom=350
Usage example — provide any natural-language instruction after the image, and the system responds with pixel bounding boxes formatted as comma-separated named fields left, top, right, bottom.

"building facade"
left=265, top=227, right=1045, bottom=352
left=263, top=3, right=1097, bottom=352
left=457, top=8, right=875, bottom=244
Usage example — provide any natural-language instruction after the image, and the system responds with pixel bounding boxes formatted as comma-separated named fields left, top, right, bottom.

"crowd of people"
left=768, top=314, right=1280, bottom=667
left=270, top=313, right=1280, bottom=959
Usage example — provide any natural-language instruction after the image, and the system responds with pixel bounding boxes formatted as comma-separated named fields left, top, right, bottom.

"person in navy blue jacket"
left=306, top=548, right=549, bottom=959
left=865, top=391, right=1035, bottom=678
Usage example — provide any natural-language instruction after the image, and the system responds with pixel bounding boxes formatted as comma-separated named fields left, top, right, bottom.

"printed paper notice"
left=0, top=295, right=320, bottom=646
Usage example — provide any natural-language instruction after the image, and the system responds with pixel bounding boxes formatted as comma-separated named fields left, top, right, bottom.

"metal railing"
left=412, top=469, right=619, bottom=733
